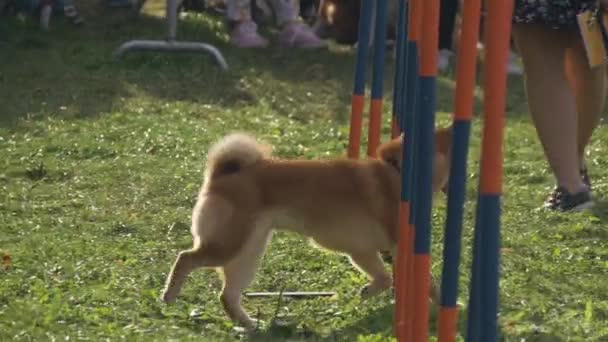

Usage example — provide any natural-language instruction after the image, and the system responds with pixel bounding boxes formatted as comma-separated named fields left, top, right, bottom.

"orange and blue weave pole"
left=437, top=0, right=481, bottom=341
left=466, top=1, right=514, bottom=341
left=394, top=0, right=422, bottom=340
left=366, top=0, right=389, bottom=157
left=348, top=0, right=513, bottom=340
left=390, top=0, right=408, bottom=139
left=410, top=0, right=440, bottom=341
left=347, top=0, right=374, bottom=159
left=393, top=0, right=415, bottom=339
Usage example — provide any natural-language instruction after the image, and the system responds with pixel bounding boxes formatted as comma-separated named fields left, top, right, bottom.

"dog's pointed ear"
left=376, top=135, right=403, bottom=167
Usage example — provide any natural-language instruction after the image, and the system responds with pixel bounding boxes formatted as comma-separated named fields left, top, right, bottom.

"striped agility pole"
left=390, top=0, right=408, bottom=139
left=366, top=0, right=389, bottom=157
left=347, top=0, right=511, bottom=340
left=347, top=0, right=374, bottom=159
left=391, top=0, right=409, bottom=338
left=410, top=0, right=439, bottom=340
left=389, top=0, right=408, bottom=295
left=466, top=0, right=514, bottom=341
left=437, top=0, right=482, bottom=340
left=403, top=0, right=423, bottom=339
left=394, top=0, right=422, bottom=340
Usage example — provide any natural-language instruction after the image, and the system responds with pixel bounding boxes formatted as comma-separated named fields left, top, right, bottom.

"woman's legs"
left=564, top=37, right=607, bottom=170
left=512, top=23, right=592, bottom=209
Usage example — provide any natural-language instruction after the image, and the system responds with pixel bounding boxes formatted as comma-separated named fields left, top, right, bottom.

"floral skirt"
left=513, top=0, right=599, bottom=30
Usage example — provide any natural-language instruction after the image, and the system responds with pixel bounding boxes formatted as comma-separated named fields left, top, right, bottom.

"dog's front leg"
left=349, top=252, right=393, bottom=298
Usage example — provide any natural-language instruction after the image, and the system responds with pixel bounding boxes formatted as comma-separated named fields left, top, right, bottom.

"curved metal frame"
left=113, top=0, right=228, bottom=71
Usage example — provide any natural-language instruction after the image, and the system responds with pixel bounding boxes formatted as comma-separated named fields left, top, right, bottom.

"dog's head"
left=376, top=125, right=454, bottom=173
left=377, top=134, right=404, bottom=172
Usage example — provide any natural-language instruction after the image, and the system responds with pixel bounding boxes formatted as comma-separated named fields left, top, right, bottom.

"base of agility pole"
left=113, top=40, right=229, bottom=71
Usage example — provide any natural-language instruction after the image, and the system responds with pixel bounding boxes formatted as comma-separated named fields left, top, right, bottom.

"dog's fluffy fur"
left=161, top=127, right=452, bottom=329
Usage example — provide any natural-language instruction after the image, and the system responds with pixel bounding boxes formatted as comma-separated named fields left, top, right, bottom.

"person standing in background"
left=439, top=0, right=523, bottom=75
left=512, top=0, right=606, bottom=211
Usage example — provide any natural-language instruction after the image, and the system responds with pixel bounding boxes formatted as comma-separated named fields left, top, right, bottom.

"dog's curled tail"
left=205, top=133, right=271, bottom=180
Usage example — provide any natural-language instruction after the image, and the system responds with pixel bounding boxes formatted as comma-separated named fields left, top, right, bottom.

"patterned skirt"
left=513, top=0, right=599, bottom=30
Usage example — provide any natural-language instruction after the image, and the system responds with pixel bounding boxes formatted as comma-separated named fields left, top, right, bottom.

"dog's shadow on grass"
left=246, top=301, right=445, bottom=341
left=589, top=199, right=608, bottom=222
left=251, top=300, right=566, bottom=342
left=245, top=303, right=398, bottom=341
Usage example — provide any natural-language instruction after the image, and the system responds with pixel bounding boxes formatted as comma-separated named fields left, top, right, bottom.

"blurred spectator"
left=512, top=0, right=605, bottom=211
left=227, top=0, right=326, bottom=48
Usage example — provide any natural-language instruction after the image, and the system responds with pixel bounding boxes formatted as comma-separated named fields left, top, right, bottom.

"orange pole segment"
left=412, top=254, right=432, bottom=342
left=479, top=0, right=513, bottom=194
left=438, top=307, right=459, bottom=342
left=367, top=99, right=384, bottom=157
left=394, top=202, right=410, bottom=341
left=402, top=223, right=416, bottom=341
left=348, top=94, right=365, bottom=159
left=419, top=0, right=440, bottom=77
left=408, top=0, right=422, bottom=42
left=453, top=0, right=482, bottom=121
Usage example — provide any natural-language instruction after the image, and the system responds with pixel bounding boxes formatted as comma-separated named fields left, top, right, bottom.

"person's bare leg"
left=512, top=24, right=586, bottom=195
left=564, top=35, right=607, bottom=170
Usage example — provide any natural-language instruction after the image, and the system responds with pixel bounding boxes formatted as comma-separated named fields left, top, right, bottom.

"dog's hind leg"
left=219, top=225, right=273, bottom=331
left=162, top=196, right=242, bottom=303
left=161, top=245, right=224, bottom=303
left=349, top=252, right=393, bottom=299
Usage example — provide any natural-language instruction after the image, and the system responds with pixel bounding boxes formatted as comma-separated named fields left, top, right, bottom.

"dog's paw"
left=360, top=278, right=392, bottom=299
left=239, top=318, right=265, bottom=332
left=160, top=289, right=176, bottom=303
left=359, top=284, right=375, bottom=299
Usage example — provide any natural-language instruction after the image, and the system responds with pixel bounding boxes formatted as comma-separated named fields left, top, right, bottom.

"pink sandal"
left=278, top=21, right=327, bottom=49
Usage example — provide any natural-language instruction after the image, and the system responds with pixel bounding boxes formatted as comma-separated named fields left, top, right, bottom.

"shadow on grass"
left=589, top=199, right=608, bottom=223
left=0, top=8, right=241, bottom=128
left=0, top=1, right=364, bottom=129
left=245, top=303, right=397, bottom=341
left=510, top=333, right=565, bottom=342
left=246, top=302, right=448, bottom=341
left=0, top=0, right=522, bottom=131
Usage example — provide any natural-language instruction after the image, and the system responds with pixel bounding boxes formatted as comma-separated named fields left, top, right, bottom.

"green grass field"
left=1, top=3, right=607, bottom=341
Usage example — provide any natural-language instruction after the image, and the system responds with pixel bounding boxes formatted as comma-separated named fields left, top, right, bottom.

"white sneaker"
left=507, top=51, right=523, bottom=75
left=438, top=49, right=453, bottom=71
